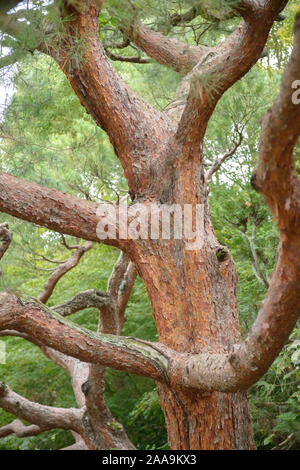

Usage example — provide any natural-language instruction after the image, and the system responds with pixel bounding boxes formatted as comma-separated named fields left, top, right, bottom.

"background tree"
left=0, top=0, right=299, bottom=450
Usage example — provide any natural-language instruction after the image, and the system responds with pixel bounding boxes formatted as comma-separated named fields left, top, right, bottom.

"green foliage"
left=250, top=330, right=300, bottom=449
left=127, top=390, right=168, bottom=449
left=0, top=336, right=75, bottom=449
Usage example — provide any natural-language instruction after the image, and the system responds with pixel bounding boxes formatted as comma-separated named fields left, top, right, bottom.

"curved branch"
left=0, top=291, right=170, bottom=383
left=0, top=382, right=83, bottom=433
left=53, top=289, right=111, bottom=317
left=38, top=242, right=93, bottom=304
left=169, top=5, right=204, bottom=26
left=120, top=18, right=212, bottom=74
left=61, top=440, right=88, bottom=450
left=117, top=1, right=254, bottom=74
left=0, top=419, right=44, bottom=438
left=44, top=1, right=173, bottom=194
left=104, top=49, right=151, bottom=64
left=175, top=0, right=284, bottom=144
left=0, top=222, right=12, bottom=261
left=0, top=326, right=132, bottom=449
left=253, top=13, right=300, bottom=229
left=205, top=128, right=244, bottom=182
left=172, top=12, right=300, bottom=392
left=0, top=2, right=173, bottom=195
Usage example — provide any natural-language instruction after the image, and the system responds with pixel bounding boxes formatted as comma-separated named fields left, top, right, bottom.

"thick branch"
left=0, top=2, right=173, bottom=194
left=120, top=17, right=212, bottom=74
left=169, top=6, right=203, bottom=26
left=107, top=252, right=131, bottom=299
left=175, top=0, right=284, bottom=144
left=169, top=2, right=233, bottom=25
left=0, top=172, right=124, bottom=248
left=117, top=1, right=254, bottom=74
left=44, top=1, right=173, bottom=194
left=0, top=382, right=83, bottom=433
left=172, top=13, right=300, bottom=392
left=253, top=12, right=300, bottom=231
left=177, top=0, right=287, bottom=23
left=0, top=419, right=43, bottom=438
left=116, top=261, right=137, bottom=322
left=0, top=291, right=170, bottom=383
left=107, top=252, right=137, bottom=334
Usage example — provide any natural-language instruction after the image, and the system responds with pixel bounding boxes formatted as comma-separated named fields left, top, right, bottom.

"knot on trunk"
left=216, top=247, right=229, bottom=262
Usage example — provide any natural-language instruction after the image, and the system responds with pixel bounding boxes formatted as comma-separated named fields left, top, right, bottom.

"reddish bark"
left=0, top=223, right=12, bottom=262
left=0, top=0, right=298, bottom=451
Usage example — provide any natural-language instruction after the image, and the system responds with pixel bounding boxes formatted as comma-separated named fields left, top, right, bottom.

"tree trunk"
left=1, top=0, right=297, bottom=452
left=128, top=152, right=255, bottom=449
left=133, top=224, right=254, bottom=449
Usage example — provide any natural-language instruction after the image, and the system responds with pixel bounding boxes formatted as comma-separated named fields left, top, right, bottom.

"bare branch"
left=107, top=252, right=131, bottom=299
left=60, top=234, right=81, bottom=250
left=205, top=128, right=244, bottom=182
left=116, top=261, right=137, bottom=321
left=120, top=18, right=212, bottom=74
left=240, top=223, right=270, bottom=288
left=104, top=49, right=151, bottom=64
left=0, top=419, right=44, bottom=438
left=0, top=222, right=12, bottom=261
left=61, top=440, right=88, bottom=450
left=38, top=242, right=93, bottom=304
left=0, top=382, right=83, bottom=433
left=172, top=14, right=300, bottom=392
left=106, top=252, right=137, bottom=333
left=0, top=291, right=170, bottom=383
left=43, top=1, right=173, bottom=194
left=252, top=12, right=300, bottom=229
left=53, top=289, right=111, bottom=317
left=174, top=0, right=285, bottom=144
left=0, top=172, right=124, bottom=249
